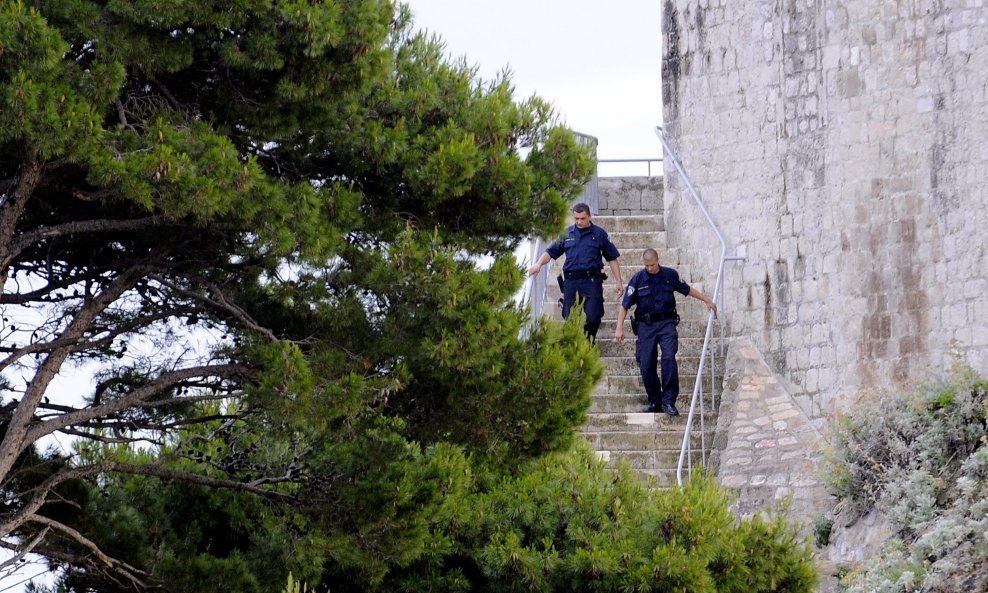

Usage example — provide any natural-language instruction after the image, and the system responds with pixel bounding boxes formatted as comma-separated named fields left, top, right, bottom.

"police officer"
left=528, top=203, right=623, bottom=341
left=615, top=248, right=717, bottom=415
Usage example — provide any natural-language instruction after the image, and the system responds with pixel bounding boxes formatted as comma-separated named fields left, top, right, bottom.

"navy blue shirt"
left=622, top=266, right=690, bottom=316
left=545, top=223, right=620, bottom=272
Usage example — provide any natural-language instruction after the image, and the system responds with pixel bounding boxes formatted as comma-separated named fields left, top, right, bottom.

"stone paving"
left=712, top=336, right=834, bottom=522
left=710, top=336, right=838, bottom=589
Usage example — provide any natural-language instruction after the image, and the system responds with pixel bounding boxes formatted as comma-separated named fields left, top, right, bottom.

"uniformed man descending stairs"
left=614, top=248, right=717, bottom=415
left=528, top=203, right=624, bottom=342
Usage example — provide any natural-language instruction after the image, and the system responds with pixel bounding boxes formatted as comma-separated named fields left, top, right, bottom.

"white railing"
left=597, top=158, right=663, bottom=177
left=653, top=127, right=745, bottom=487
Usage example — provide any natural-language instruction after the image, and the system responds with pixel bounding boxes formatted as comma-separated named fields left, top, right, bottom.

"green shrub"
left=385, top=442, right=818, bottom=593
left=824, top=365, right=988, bottom=593
left=812, top=515, right=834, bottom=548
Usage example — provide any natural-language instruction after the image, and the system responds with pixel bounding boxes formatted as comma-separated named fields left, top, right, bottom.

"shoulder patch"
left=625, top=285, right=635, bottom=297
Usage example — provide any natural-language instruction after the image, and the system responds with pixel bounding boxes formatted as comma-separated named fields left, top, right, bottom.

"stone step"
left=592, top=215, right=664, bottom=233
left=595, top=320, right=722, bottom=338
left=598, top=355, right=723, bottom=378
left=582, top=411, right=716, bottom=433
left=634, top=469, right=678, bottom=488
left=583, top=429, right=714, bottom=451
left=589, top=393, right=649, bottom=413
left=595, top=336, right=710, bottom=357
left=588, top=392, right=723, bottom=414
left=592, top=374, right=644, bottom=395
left=583, top=411, right=688, bottom=431
left=595, top=448, right=682, bottom=470
left=604, top=231, right=670, bottom=252
left=590, top=370, right=723, bottom=394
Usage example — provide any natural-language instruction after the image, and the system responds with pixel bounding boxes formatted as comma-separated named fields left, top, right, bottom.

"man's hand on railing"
left=689, top=288, right=717, bottom=319
left=528, top=252, right=551, bottom=277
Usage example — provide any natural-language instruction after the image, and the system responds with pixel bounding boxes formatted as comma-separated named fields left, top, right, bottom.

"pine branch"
left=24, top=363, right=251, bottom=444
left=56, top=427, right=161, bottom=446
left=28, top=514, right=149, bottom=589
left=0, top=158, right=43, bottom=285
left=151, top=274, right=279, bottom=341
left=9, top=215, right=168, bottom=263
left=0, top=527, right=49, bottom=572
left=0, top=261, right=154, bottom=485
left=35, top=392, right=232, bottom=419
left=2, top=460, right=295, bottom=539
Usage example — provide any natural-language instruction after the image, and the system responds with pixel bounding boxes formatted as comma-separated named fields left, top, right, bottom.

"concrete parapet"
left=597, top=176, right=664, bottom=216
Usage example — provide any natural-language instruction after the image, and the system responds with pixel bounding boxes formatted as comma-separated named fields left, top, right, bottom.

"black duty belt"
left=563, top=269, right=606, bottom=280
left=635, top=311, right=680, bottom=324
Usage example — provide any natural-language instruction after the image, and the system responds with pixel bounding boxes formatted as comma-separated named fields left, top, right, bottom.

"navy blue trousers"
left=561, top=276, right=604, bottom=340
left=635, top=319, right=680, bottom=406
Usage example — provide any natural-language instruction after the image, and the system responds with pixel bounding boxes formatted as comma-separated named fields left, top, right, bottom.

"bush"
left=823, top=364, right=988, bottom=593
left=384, top=442, right=819, bottom=593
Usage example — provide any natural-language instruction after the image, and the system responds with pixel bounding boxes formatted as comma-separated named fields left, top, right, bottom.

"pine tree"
left=1, top=0, right=595, bottom=587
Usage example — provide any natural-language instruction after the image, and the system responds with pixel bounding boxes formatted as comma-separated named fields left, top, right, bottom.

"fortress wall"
left=661, top=0, right=988, bottom=415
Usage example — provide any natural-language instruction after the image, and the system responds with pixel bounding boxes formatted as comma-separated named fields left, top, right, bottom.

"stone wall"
left=597, top=176, right=664, bottom=215
left=661, top=0, right=988, bottom=416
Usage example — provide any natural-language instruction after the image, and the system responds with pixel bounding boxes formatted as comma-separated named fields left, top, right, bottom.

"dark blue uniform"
left=621, top=266, right=691, bottom=408
left=545, top=223, right=620, bottom=340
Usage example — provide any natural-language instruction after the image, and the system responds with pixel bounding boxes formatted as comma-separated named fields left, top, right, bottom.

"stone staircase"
left=540, top=214, right=723, bottom=487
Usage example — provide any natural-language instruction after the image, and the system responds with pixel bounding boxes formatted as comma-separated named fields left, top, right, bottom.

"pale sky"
left=404, top=0, right=665, bottom=173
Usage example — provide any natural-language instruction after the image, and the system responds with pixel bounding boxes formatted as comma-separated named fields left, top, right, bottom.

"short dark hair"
left=571, top=203, right=591, bottom=215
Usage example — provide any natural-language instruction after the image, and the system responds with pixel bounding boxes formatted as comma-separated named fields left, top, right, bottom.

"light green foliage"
left=381, top=443, right=818, bottom=593
left=283, top=573, right=313, bottom=593
left=824, top=366, right=988, bottom=592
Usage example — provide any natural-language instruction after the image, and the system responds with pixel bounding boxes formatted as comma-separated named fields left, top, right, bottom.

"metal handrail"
left=597, top=157, right=663, bottom=177
left=653, top=126, right=745, bottom=487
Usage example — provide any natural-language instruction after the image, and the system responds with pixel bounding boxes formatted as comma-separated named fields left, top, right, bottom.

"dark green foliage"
left=812, top=515, right=834, bottom=548
left=70, top=442, right=818, bottom=593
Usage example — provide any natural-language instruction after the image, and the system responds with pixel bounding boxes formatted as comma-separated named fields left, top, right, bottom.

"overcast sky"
left=404, top=0, right=665, bottom=171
